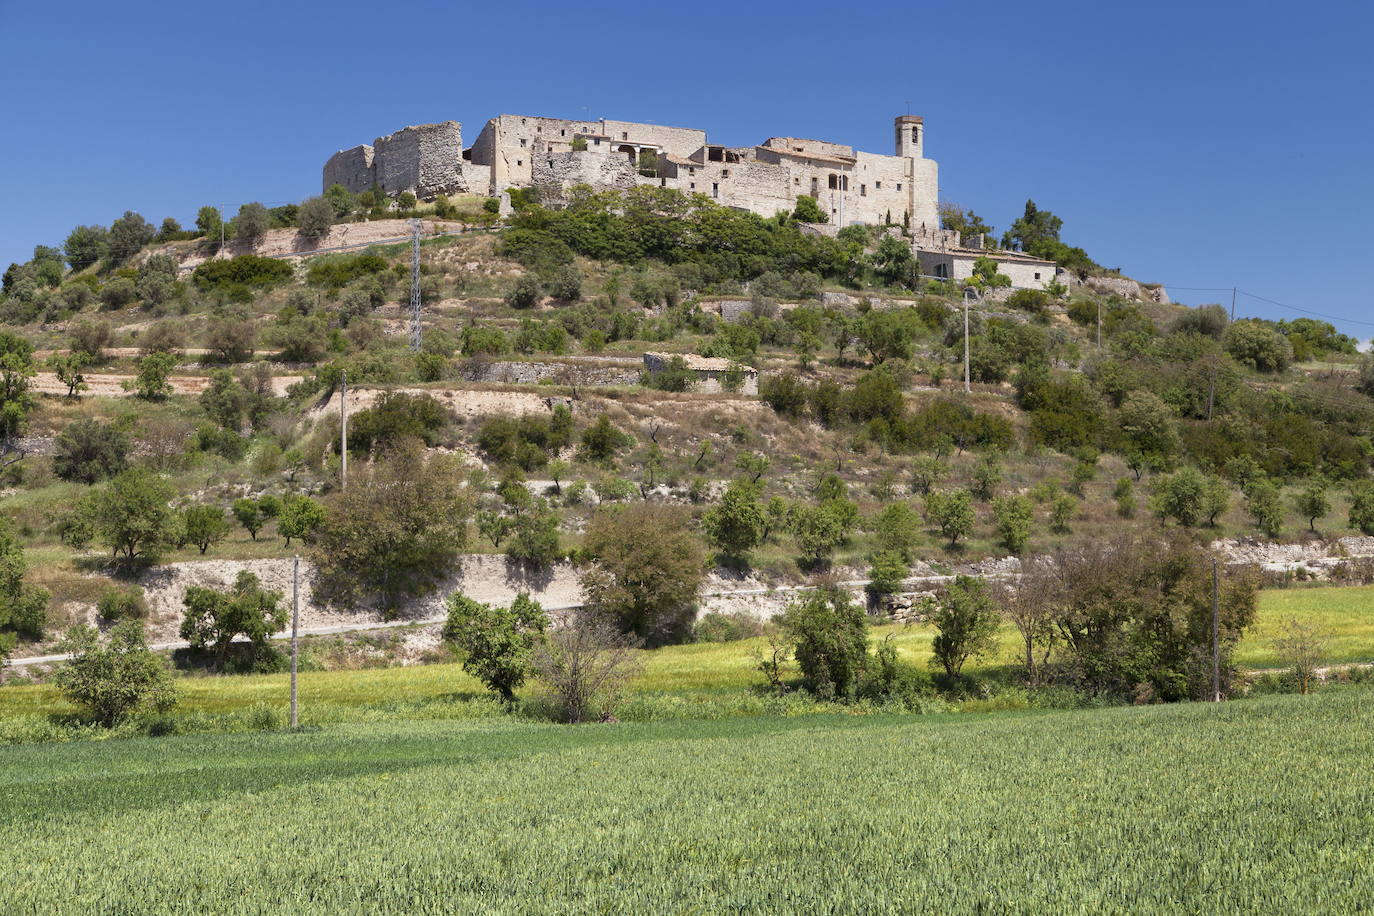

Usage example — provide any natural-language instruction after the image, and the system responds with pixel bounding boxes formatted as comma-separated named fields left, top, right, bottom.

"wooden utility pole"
left=963, top=294, right=971, bottom=394
left=1096, top=299, right=1102, bottom=351
left=290, top=555, right=300, bottom=728
left=339, top=370, right=348, bottom=490
left=1212, top=557, right=1221, bottom=702
left=1230, top=287, right=1237, bottom=321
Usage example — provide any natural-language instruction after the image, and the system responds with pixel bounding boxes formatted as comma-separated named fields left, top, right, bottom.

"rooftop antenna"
left=409, top=218, right=422, bottom=352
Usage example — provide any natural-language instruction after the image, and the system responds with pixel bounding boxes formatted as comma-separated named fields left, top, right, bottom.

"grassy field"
left=1, top=689, right=1370, bottom=914
left=2, top=584, right=1371, bottom=728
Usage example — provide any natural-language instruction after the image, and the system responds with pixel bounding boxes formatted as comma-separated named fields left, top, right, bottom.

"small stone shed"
left=643, top=352, right=758, bottom=395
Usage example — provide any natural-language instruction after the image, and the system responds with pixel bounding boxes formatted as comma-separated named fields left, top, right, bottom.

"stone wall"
left=530, top=147, right=640, bottom=198
left=600, top=119, right=706, bottom=158
left=323, top=145, right=376, bottom=193
left=372, top=121, right=468, bottom=198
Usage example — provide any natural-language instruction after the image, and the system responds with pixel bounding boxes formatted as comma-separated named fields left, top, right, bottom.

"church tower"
left=894, top=115, right=924, bottom=159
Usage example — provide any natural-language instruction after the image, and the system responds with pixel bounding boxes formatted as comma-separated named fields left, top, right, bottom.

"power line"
left=1236, top=288, right=1374, bottom=329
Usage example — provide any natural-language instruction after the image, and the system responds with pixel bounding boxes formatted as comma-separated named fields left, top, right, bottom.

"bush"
left=1224, top=320, right=1292, bottom=373
left=192, top=255, right=294, bottom=292
left=96, top=585, right=147, bottom=621
left=53, top=622, right=176, bottom=726
left=530, top=612, right=640, bottom=723
left=182, top=504, right=230, bottom=554
left=992, top=494, right=1034, bottom=554
left=1150, top=467, right=1229, bottom=528
left=506, top=273, right=543, bottom=309
left=443, top=592, right=549, bottom=703
left=0, top=521, right=49, bottom=663
left=693, top=611, right=767, bottom=643
left=925, top=488, right=974, bottom=546
left=579, top=415, right=633, bottom=464
left=234, top=202, right=271, bottom=242
left=306, top=253, right=388, bottom=289
left=52, top=418, right=129, bottom=484
left=759, top=371, right=808, bottom=416
left=180, top=571, right=286, bottom=672
left=778, top=584, right=868, bottom=698
left=278, top=494, right=324, bottom=547
left=702, top=481, right=766, bottom=563
left=297, top=197, right=335, bottom=240
left=1349, top=481, right=1374, bottom=536
left=792, top=195, right=827, bottom=223
left=348, top=391, right=451, bottom=455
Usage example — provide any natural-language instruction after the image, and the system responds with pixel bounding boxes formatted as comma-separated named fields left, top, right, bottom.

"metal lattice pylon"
left=409, top=218, right=422, bottom=351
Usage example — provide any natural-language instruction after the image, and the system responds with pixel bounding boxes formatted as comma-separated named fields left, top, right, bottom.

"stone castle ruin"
left=324, top=112, right=1059, bottom=290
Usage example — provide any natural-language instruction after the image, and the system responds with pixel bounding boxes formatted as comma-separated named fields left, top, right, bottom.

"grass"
left=0, top=689, right=1371, bottom=913
left=3, top=582, right=1370, bottom=726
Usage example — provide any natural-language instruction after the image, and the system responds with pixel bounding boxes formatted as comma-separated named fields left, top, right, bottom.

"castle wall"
left=323, top=145, right=376, bottom=194
left=531, top=147, right=640, bottom=197
left=372, top=121, right=467, bottom=198
left=600, top=119, right=706, bottom=158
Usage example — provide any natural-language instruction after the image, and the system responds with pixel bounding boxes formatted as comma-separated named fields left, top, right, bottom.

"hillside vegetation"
left=1, top=183, right=1371, bottom=721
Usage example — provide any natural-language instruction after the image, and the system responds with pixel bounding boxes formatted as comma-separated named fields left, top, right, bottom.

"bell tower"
left=895, top=114, right=923, bottom=159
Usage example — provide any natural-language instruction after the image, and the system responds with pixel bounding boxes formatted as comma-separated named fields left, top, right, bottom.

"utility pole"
left=1096, top=299, right=1102, bottom=351
left=1230, top=287, right=1237, bottom=321
left=290, top=555, right=300, bottom=728
left=1211, top=557, right=1221, bottom=702
left=963, top=292, right=971, bottom=394
left=339, top=370, right=348, bottom=490
left=409, top=218, right=423, bottom=351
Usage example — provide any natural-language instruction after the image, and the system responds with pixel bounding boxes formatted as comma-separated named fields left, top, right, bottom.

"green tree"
left=179, top=571, right=286, bottom=671
left=1294, top=482, right=1330, bottom=533
left=778, top=583, right=868, bottom=698
left=107, top=211, right=155, bottom=265
left=1348, top=481, right=1374, bottom=536
left=865, top=550, right=909, bottom=602
left=506, top=273, right=543, bottom=309
left=232, top=497, right=264, bottom=540
left=1118, top=391, right=1180, bottom=477
left=0, top=332, right=37, bottom=449
left=702, top=481, right=766, bottom=563
left=1049, top=493, right=1078, bottom=533
left=234, top=202, right=271, bottom=243
left=790, top=499, right=857, bottom=566
left=123, top=352, right=177, bottom=400
left=63, top=224, right=109, bottom=271
left=311, top=441, right=470, bottom=612
left=79, top=469, right=175, bottom=569
left=970, top=456, right=1002, bottom=501
left=910, top=455, right=949, bottom=494
left=1150, top=467, right=1228, bottom=528
left=872, top=502, right=922, bottom=562
left=47, top=352, right=89, bottom=398
left=580, top=503, right=704, bottom=644
left=1246, top=479, right=1284, bottom=538
left=182, top=504, right=230, bottom=554
left=930, top=575, right=999, bottom=681
left=442, top=592, right=549, bottom=703
left=870, top=236, right=917, bottom=287
left=1224, top=320, right=1293, bottom=373
left=195, top=206, right=224, bottom=245
left=52, top=621, right=176, bottom=726
left=992, top=494, right=1034, bottom=554
left=0, top=520, right=49, bottom=665
left=505, top=502, right=562, bottom=567
left=297, top=196, right=335, bottom=240
left=579, top=414, right=633, bottom=464
left=925, top=488, right=974, bottom=547
left=278, top=494, right=325, bottom=546
left=1001, top=200, right=1063, bottom=253
left=52, top=418, right=128, bottom=484
left=792, top=195, right=827, bottom=223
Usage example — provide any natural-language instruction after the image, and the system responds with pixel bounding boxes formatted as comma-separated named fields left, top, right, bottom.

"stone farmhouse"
left=324, top=113, right=1056, bottom=290
left=643, top=353, right=758, bottom=395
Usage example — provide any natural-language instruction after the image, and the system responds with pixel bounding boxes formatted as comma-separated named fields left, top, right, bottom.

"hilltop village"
left=325, top=113, right=1060, bottom=291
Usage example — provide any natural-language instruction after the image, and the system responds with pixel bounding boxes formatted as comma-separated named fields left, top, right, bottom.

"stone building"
left=643, top=353, right=758, bottom=395
left=324, top=111, right=1056, bottom=290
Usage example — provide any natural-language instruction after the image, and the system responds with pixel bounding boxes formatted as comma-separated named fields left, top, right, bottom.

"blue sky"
left=2, top=0, right=1371, bottom=337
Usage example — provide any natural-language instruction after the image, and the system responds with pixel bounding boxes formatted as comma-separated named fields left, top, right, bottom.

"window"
left=860, top=184, right=866, bottom=196
left=911, top=126, right=919, bottom=142
left=896, top=183, right=902, bottom=191
left=548, top=160, right=553, bottom=168
left=520, top=118, right=526, bottom=125
left=560, top=129, right=565, bottom=136
left=712, top=182, right=719, bottom=198
left=935, top=263, right=948, bottom=279
left=621, top=132, right=628, bottom=140
left=875, top=180, right=881, bottom=189
left=517, top=160, right=522, bottom=167
left=811, top=177, right=819, bottom=195
left=722, top=169, right=730, bottom=178
left=794, top=146, right=803, bottom=152
left=520, top=138, right=527, bottom=147
left=794, top=177, right=800, bottom=185
left=1034, top=272, right=1041, bottom=280
left=660, top=178, right=667, bottom=187
left=594, top=138, right=601, bottom=146
left=536, top=125, right=541, bottom=133
left=689, top=167, right=695, bottom=175
left=690, top=182, right=696, bottom=189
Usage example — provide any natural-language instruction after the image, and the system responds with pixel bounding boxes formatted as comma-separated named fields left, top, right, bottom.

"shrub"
left=443, top=592, right=549, bottom=703
left=96, top=585, right=148, bottom=621
left=192, top=254, right=294, bottom=292
left=872, top=502, right=922, bottom=563
left=69, top=319, right=113, bottom=359
left=181, top=504, right=230, bottom=554
left=530, top=611, right=640, bottom=723
left=348, top=392, right=451, bottom=455
left=52, top=418, right=129, bottom=484
left=759, top=371, right=808, bottom=416
left=506, top=274, right=543, bottom=309
left=1349, top=481, right=1374, bottom=536
left=0, top=521, right=48, bottom=663
left=1224, top=320, right=1292, bottom=373
left=579, top=415, right=633, bottom=464
left=234, top=202, right=271, bottom=242
left=52, top=622, right=176, bottom=726
left=693, top=611, right=767, bottom=643
left=306, top=253, right=388, bottom=289
left=122, top=352, right=177, bottom=400
left=505, top=504, right=562, bottom=567
left=778, top=584, right=868, bottom=698
left=866, top=550, right=909, bottom=601
left=642, top=356, right=695, bottom=392
left=1294, top=482, right=1330, bottom=532
left=99, top=277, right=137, bottom=309
left=702, top=481, right=766, bottom=563
left=1150, top=467, right=1229, bottom=528
left=278, top=494, right=324, bottom=547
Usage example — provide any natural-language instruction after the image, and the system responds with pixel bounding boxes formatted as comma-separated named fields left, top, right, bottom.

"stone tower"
left=894, top=115, right=924, bottom=159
